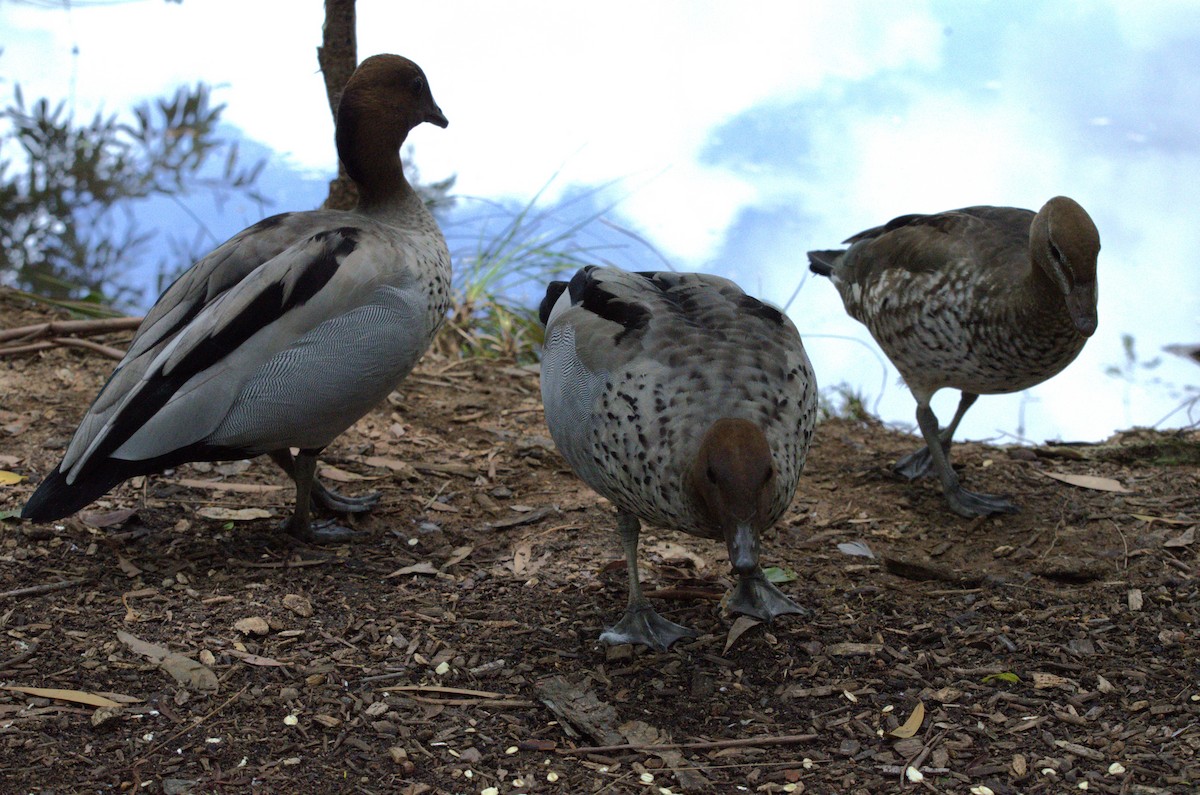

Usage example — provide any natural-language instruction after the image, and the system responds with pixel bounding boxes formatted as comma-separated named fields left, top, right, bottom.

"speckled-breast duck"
left=809, top=197, right=1100, bottom=517
left=539, top=266, right=817, bottom=650
left=22, top=55, right=451, bottom=542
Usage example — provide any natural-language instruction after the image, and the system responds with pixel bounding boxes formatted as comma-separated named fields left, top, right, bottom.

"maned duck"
left=540, top=266, right=817, bottom=650
left=808, top=197, right=1100, bottom=517
left=21, top=54, right=451, bottom=542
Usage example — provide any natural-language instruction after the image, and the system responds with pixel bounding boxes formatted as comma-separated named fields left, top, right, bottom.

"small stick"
left=0, top=643, right=38, bottom=673
left=643, top=587, right=724, bottom=602
left=0, top=316, right=143, bottom=343
left=51, top=337, right=127, bottom=360
left=137, top=685, right=248, bottom=762
left=559, top=732, right=819, bottom=756
left=0, top=578, right=90, bottom=600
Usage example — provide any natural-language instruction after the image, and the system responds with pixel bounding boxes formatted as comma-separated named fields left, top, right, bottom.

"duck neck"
left=337, top=116, right=420, bottom=218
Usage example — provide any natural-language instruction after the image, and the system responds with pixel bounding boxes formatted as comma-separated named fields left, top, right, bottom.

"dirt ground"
left=1, top=295, right=1198, bottom=794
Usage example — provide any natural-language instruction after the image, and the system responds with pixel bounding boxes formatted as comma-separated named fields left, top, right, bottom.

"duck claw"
left=600, top=606, right=698, bottom=652
left=728, top=571, right=807, bottom=622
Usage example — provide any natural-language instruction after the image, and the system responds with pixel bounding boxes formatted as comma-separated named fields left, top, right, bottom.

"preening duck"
left=808, top=197, right=1100, bottom=517
left=22, top=54, right=451, bottom=542
left=540, top=266, right=817, bottom=650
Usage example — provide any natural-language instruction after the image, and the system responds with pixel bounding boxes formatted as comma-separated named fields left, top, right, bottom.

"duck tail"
left=22, top=462, right=133, bottom=523
left=806, top=250, right=844, bottom=277
left=538, top=280, right=570, bottom=326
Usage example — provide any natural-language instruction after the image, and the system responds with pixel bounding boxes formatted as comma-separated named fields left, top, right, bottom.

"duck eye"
left=706, top=466, right=717, bottom=484
left=411, top=75, right=425, bottom=93
left=1048, top=241, right=1065, bottom=264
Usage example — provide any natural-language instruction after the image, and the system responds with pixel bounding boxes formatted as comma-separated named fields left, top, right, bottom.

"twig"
left=643, top=587, right=724, bottom=602
left=0, top=642, right=39, bottom=673
left=0, top=316, right=142, bottom=343
left=51, top=337, right=127, bottom=359
left=0, top=337, right=127, bottom=360
left=0, top=578, right=90, bottom=600
left=137, top=685, right=248, bottom=762
left=559, top=732, right=819, bottom=756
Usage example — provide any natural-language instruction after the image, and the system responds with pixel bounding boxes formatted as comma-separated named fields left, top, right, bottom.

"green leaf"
left=982, top=672, right=1020, bottom=685
left=0, top=509, right=22, bottom=522
left=762, top=566, right=798, bottom=584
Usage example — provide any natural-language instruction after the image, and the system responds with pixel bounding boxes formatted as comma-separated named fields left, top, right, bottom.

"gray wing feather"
left=207, top=292, right=425, bottom=452
left=65, top=221, right=428, bottom=476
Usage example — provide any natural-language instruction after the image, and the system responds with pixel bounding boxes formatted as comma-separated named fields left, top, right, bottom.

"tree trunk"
left=317, top=0, right=358, bottom=211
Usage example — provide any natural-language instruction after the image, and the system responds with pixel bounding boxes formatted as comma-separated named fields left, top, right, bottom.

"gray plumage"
left=540, top=266, right=817, bottom=649
left=809, top=196, right=1100, bottom=517
left=23, top=54, right=451, bottom=542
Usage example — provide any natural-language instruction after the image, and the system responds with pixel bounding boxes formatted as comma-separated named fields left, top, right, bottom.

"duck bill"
left=426, top=103, right=449, bottom=128
left=726, top=522, right=761, bottom=577
left=1065, top=281, right=1097, bottom=337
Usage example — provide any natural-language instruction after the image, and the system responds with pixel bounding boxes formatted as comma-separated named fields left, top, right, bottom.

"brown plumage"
left=540, top=266, right=817, bottom=650
left=809, top=197, right=1100, bottom=517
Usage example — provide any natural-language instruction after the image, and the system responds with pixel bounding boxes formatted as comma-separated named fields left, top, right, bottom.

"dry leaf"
left=175, top=478, right=284, bottom=493
left=160, top=653, right=220, bottom=691
left=1130, top=513, right=1194, bottom=525
left=0, top=469, right=24, bottom=485
left=226, top=648, right=286, bottom=667
left=888, top=701, right=925, bottom=738
left=1163, top=527, right=1195, bottom=548
left=116, top=554, right=143, bottom=578
left=1032, top=671, right=1074, bottom=690
left=385, top=561, right=440, bottom=578
left=319, top=465, right=369, bottom=482
left=116, top=631, right=217, bottom=691
left=837, top=541, right=876, bottom=559
left=197, top=507, right=274, bottom=521
left=117, top=630, right=169, bottom=660
left=442, top=545, right=474, bottom=569
left=1, top=685, right=121, bottom=708
left=282, top=594, right=313, bottom=617
left=723, top=615, right=762, bottom=654
left=644, top=540, right=708, bottom=570
left=234, top=617, right=270, bottom=636
left=1128, top=588, right=1144, bottom=611
left=512, top=541, right=533, bottom=575
left=80, top=508, right=137, bottom=528
left=1040, top=471, right=1130, bottom=493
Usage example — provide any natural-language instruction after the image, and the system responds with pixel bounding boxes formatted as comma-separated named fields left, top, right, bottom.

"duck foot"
left=313, top=482, right=380, bottom=514
left=728, top=571, right=807, bottom=622
left=893, top=446, right=935, bottom=480
left=945, top=486, right=1019, bottom=518
left=599, top=605, right=698, bottom=651
left=282, top=517, right=367, bottom=544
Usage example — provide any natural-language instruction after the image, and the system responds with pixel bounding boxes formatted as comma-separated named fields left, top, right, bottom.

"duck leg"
left=728, top=568, right=806, bottom=622
left=276, top=449, right=368, bottom=543
left=269, top=449, right=381, bottom=513
left=915, top=402, right=1017, bottom=517
left=894, top=392, right=978, bottom=479
left=599, top=512, right=698, bottom=651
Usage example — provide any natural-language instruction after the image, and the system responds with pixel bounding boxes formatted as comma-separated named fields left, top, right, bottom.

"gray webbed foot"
left=728, top=570, right=807, bottom=622
left=312, top=482, right=380, bottom=514
left=893, top=446, right=935, bottom=480
left=599, top=605, right=699, bottom=652
left=945, top=486, right=1019, bottom=518
left=282, top=516, right=367, bottom=544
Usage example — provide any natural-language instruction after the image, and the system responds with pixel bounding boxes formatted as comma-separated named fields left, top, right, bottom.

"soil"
left=1, top=295, right=1198, bottom=794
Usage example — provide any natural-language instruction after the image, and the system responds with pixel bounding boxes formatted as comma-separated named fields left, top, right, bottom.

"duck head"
left=687, top=418, right=777, bottom=577
left=335, top=54, right=447, bottom=195
left=1030, top=196, right=1101, bottom=337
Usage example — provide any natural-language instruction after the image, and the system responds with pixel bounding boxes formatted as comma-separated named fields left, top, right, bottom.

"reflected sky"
left=2, top=0, right=1197, bottom=442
